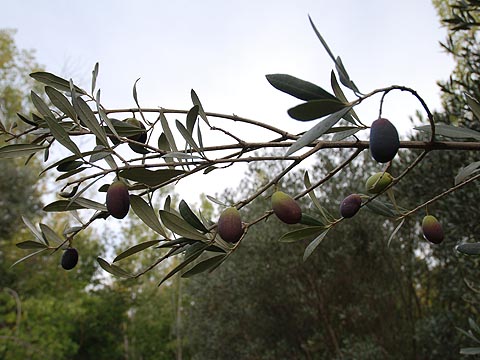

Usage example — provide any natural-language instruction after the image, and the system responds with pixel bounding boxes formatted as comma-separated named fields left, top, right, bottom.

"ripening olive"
left=365, top=172, right=393, bottom=194
left=271, top=191, right=302, bottom=224
left=217, top=207, right=243, bottom=243
left=422, top=215, right=444, bottom=244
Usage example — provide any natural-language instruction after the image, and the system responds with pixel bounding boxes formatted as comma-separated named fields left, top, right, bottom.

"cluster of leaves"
left=439, top=0, right=480, bottom=31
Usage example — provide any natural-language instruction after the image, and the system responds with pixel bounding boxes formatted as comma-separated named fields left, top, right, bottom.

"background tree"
left=411, top=0, right=480, bottom=356
left=184, top=152, right=426, bottom=359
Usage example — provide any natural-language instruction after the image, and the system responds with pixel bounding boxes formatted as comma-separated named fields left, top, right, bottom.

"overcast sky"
left=1, top=0, right=454, bottom=205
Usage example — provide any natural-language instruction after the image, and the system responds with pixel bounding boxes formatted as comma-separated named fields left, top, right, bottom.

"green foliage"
left=0, top=29, right=42, bottom=124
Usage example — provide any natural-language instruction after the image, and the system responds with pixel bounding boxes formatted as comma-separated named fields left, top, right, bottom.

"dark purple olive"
left=61, top=248, right=79, bottom=270
left=340, top=194, right=362, bottom=218
left=370, top=118, right=400, bottom=163
left=106, top=181, right=130, bottom=219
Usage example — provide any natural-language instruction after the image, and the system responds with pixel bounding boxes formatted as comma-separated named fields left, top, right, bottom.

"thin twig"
left=399, top=172, right=480, bottom=219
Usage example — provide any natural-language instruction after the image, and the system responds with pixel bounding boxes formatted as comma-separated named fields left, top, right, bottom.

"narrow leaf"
left=16, top=240, right=48, bottom=249
left=45, top=86, right=77, bottom=120
left=303, top=229, right=329, bottom=261
left=308, top=15, right=336, bottom=63
left=415, top=124, right=480, bottom=140
left=10, top=249, right=47, bottom=268
left=457, top=327, right=480, bottom=343
left=469, top=318, right=480, bottom=335
left=57, top=160, right=83, bottom=172
left=17, top=113, right=37, bottom=126
left=206, top=195, right=227, bottom=207
left=299, top=214, right=325, bottom=227
left=286, top=107, right=351, bottom=156
left=97, top=257, right=134, bottom=278
left=31, top=91, right=54, bottom=118
left=157, top=238, right=196, bottom=249
left=186, top=105, right=199, bottom=134
left=457, top=243, right=480, bottom=255
left=266, top=74, right=337, bottom=101
left=176, top=119, right=201, bottom=153
left=96, top=95, right=119, bottom=138
left=75, top=97, right=109, bottom=147
left=160, top=111, right=178, bottom=152
left=179, top=200, right=209, bottom=233
left=162, top=152, right=202, bottom=160
left=460, top=347, right=480, bottom=355
left=288, top=99, right=347, bottom=121
left=164, top=195, right=172, bottom=212
left=41, top=149, right=103, bottom=174
left=74, top=197, right=107, bottom=212
left=30, top=72, right=86, bottom=94
left=159, top=210, right=208, bottom=241
left=181, top=254, right=226, bottom=278
left=22, top=216, right=44, bottom=243
left=89, top=145, right=111, bottom=163
left=387, top=218, right=405, bottom=247
left=365, top=199, right=397, bottom=218
left=130, top=195, right=167, bottom=237
left=279, top=226, right=325, bottom=243
left=43, top=200, right=86, bottom=212
left=191, top=89, right=210, bottom=126
left=158, top=132, right=171, bottom=152
left=304, top=171, right=332, bottom=222
left=0, top=144, right=46, bottom=159
left=55, top=167, right=86, bottom=181
left=197, top=122, right=204, bottom=153
left=104, top=118, right=144, bottom=138
left=331, top=71, right=360, bottom=124
left=455, top=161, right=480, bottom=185
left=120, top=168, right=185, bottom=187
left=91, top=62, right=99, bottom=94
left=158, top=243, right=209, bottom=286
left=39, top=223, right=63, bottom=245
left=307, top=16, right=359, bottom=93
left=44, top=116, right=81, bottom=155
left=466, top=93, right=480, bottom=120
left=332, top=127, right=361, bottom=141
left=330, top=71, right=348, bottom=103
left=335, top=56, right=359, bottom=93
left=113, top=240, right=161, bottom=262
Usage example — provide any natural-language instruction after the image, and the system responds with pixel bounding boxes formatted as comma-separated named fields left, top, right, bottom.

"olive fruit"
left=217, top=207, right=243, bottom=243
left=365, top=172, right=393, bottom=194
left=61, top=248, right=79, bottom=270
left=369, top=118, right=400, bottom=163
left=271, top=191, right=302, bottom=224
left=340, top=194, right=362, bottom=218
left=125, top=118, right=148, bottom=154
left=106, top=180, right=130, bottom=219
left=422, top=215, right=444, bottom=244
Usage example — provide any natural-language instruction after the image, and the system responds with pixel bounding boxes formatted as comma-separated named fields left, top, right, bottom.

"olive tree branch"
left=398, top=172, right=480, bottom=220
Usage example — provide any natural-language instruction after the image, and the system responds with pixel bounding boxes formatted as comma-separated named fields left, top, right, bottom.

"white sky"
left=1, top=0, right=454, bottom=205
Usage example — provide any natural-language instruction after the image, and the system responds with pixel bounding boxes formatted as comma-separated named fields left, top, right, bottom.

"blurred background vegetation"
left=1, top=1, right=480, bottom=359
